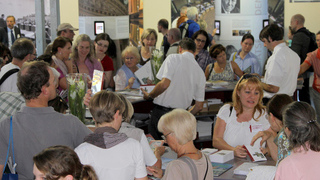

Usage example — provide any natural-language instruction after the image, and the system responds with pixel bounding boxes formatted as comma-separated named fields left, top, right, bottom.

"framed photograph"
left=215, top=20, right=221, bottom=35
left=263, top=19, right=269, bottom=28
left=94, top=21, right=105, bottom=35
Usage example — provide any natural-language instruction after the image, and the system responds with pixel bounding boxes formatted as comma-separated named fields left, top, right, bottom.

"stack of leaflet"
left=207, top=98, right=223, bottom=105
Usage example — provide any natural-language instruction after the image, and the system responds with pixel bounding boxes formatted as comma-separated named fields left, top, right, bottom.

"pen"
left=249, top=125, right=252, bottom=132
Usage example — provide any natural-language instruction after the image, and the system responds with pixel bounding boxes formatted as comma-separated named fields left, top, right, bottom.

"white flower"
left=70, top=91, right=76, bottom=100
left=78, top=80, right=85, bottom=90
left=67, top=77, right=75, bottom=86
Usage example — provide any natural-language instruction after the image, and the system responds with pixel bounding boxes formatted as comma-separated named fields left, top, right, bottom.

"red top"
left=101, top=55, right=114, bottom=71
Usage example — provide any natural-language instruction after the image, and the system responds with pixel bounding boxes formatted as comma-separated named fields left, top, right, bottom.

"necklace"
left=178, top=150, right=200, bottom=158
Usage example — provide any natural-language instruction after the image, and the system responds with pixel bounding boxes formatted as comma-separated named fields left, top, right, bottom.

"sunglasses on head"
left=239, top=73, right=260, bottom=83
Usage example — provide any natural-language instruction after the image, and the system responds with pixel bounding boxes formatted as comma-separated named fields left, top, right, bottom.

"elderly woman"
left=71, top=34, right=103, bottom=79
left=192, top=30, right=213, bottom=72
left=212, top=74, right=275, bottom=158
left=205, top=44, right=244, bottom=81
left=229, top=33, right=261, bottom=75
left=147, top=109, right=213, bottom=180
left=115, top=46, right=141, bottom=91
left=33, top=145, right=97, bottom=180
left=51, top=37, right=72, bottom=91
left=94, top=33, right=114, bottom=88
left=275, top=102, right=320, bottom=179
left=139, top=28, right=157, bottom=65
left=75, top=91, right=148, bottom=180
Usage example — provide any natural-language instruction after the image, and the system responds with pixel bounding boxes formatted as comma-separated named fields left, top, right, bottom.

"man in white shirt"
left=141, top=38, right=206, bottom=139
left=259, top=24, right=300, bottom=104
left=0, top=38, right=36, bottom=92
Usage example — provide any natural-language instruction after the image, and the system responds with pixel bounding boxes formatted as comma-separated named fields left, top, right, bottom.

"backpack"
left=179, top=22, right=192, bottom=38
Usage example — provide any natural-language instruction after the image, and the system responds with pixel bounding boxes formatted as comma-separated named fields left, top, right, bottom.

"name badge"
left=251, top=124, right=263, bottom=133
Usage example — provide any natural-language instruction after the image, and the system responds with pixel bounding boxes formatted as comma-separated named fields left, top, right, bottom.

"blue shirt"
left=229, top=49, right=261, bottom=75
left=185, top=20, right=200, bottom=38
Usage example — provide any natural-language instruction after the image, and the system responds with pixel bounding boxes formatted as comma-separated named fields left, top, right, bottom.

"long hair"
left=71, top=34, right=95, bottom=63
left=283, top=101, right=320, bottom=152
left=232, top=75, right=264, bottom=121
left=33, top=145, right=98, bottom=180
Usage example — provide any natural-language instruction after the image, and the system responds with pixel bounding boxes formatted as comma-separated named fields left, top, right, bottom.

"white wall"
left=143, top=0, right=171, bottom=49
left=284, top=0, right=320, bottom=39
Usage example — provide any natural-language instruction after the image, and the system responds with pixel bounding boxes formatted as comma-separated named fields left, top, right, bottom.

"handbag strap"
left=179, top=156, right=198, bottom=180
left=2, top=116, right=15, bottom=174
left=203, top=154, right=209, bottom=180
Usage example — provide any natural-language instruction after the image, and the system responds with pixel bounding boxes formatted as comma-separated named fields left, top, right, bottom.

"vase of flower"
left=66, top=73, right=87, bottom=123
left=150, top=49, right=163, bottom=84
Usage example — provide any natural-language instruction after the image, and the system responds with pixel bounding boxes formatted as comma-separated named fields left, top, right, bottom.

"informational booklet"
left=134, top=61, right=154, bottom=85
left=212, top=162, right=233, bottom=177
left=146, top=134, right=164, bottom=151
left=91, top=70, right=104, bottom=95
left=243, top=145, right=267, bottom=162
left=139, top=84, right=155, bottom=96
left=233, top=162, right=258, bottom=176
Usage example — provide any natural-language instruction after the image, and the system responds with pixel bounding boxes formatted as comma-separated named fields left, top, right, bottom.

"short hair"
left=0, top=42, right=11, bottom=58
left=141, top=28, right=158, bottom=47
left=197, top=19, right=207, bottom=30
left=158, top=19, right=169, bottom=30
left=192, top=30, right=210, bottom=50
left=52, top=37, right=72, bottom=55
left=209, top=44, right=225, bottom=59
left=89, top=91, right=125, bottom=124
left=266, top=94, right=293, bottom=121
left=241, top=33, right=255, bottom=44
left=117, top=93, right=134, bottom=123
left=178, top=37, right=196, bottom=53
left=168, top=28, right=181, bottom=41
left=71, top=34, right=95, bottom=63
left=283, top=101, right=320, bottom=152
left=6, top=15, right=15, bottom=22
left=292, top=14, right=305, bottom=26
left=232, top=74, right=264, bottom=121
left=180, top=6, right=188, bottom=15
left=17, top=61, right=50, bottom=100
left=259, top=24, right=284, bottom=42
left=121, top=46, right=140, bottom=63
left=33, top=145, right=98, bottom=180
left=10, top=38, right=34, bottom=60
left=317, top=31, right=320, bottom=35
left=158, top=109, right=197, bottom=145
left=187, top=6, right=198, bottom=21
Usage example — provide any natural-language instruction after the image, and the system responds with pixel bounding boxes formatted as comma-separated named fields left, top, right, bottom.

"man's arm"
left=189, top=101, right=204, bottom=115
left=299, top=62, right=311, bottom=76
left=0, top=164, right=4, bottom=179
left=141, top=78, right=171, bottom=100
left=261, top=82, right=280, bottom=93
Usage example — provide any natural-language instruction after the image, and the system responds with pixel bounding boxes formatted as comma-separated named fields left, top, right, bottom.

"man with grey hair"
left=0, top=61, right=91, bottom=180
left=44, top=23, right=78, bottom=54
left=0, top=38, right=36, bottom=92
left=172, top=6, right=188, bottom=28
left=290, top=14, right=317, bottom=104
left=141, top=38, right=206, bottom=139
left=179, top=6, right=200, bottom=38
left=166, top=28, right=181, bottom=57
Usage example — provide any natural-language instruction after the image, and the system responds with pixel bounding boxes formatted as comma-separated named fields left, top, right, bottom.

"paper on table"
left=233, top=162, right=258, bottom=175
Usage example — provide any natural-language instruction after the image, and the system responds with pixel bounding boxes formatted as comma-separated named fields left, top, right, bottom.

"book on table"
left=243, top=145, right=267, bottom=162
left=212, top=162, right=233, bottom=177
left=233, top=162, right=259, bottom=176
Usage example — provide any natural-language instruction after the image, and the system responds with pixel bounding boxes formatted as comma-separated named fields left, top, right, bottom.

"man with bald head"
left=166, top=28, right=181, bottom=57
left=290, top=14, right=316, bottom=104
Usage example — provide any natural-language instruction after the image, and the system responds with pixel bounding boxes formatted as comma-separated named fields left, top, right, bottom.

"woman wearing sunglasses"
left=212, top=74, right=275, bottom=158
left=205, top=44, right=244, bottom=81
left=192, top=30, right=213, bottom=72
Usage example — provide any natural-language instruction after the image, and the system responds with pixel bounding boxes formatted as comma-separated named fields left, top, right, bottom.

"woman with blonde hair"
left=70, top=34, right=103, bottom=79
left=114, top=46, right=141, bottom=90
left=147, top=109, right=213, bottom=179
left=139, top=28, right=157, bottom=65
left=33, top=145, right=98, bottom=180
left=212, top=74, right=275, bottom=158
left=75, top=91, right=148, bottom=180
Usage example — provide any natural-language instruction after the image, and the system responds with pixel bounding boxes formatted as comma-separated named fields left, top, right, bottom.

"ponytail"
left=80, top=165, right=98, bottom=180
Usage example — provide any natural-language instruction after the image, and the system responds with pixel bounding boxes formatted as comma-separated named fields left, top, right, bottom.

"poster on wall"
left=221, top=0, right=240, bottom=13
left=268, top=0, right=284, bottom=28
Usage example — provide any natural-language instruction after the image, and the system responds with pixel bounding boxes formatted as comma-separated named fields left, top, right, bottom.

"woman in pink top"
left=275, top=101, right=320, bottom=180
left=70, top=34, right=103, bottom=79
left=299, top=31, right=320, bottom=123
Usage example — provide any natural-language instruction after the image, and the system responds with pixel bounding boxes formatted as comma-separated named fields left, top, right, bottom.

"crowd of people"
left=0, top=8, right=319, bottom=180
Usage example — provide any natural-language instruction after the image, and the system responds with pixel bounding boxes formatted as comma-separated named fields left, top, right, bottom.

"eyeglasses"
left=195, top=39, right=206, bottom=43
left=239, top=73, right=260, bottom=83
left=161, top=132, right=172, bottom=140
left=97, top=43, right=108, bottom=48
